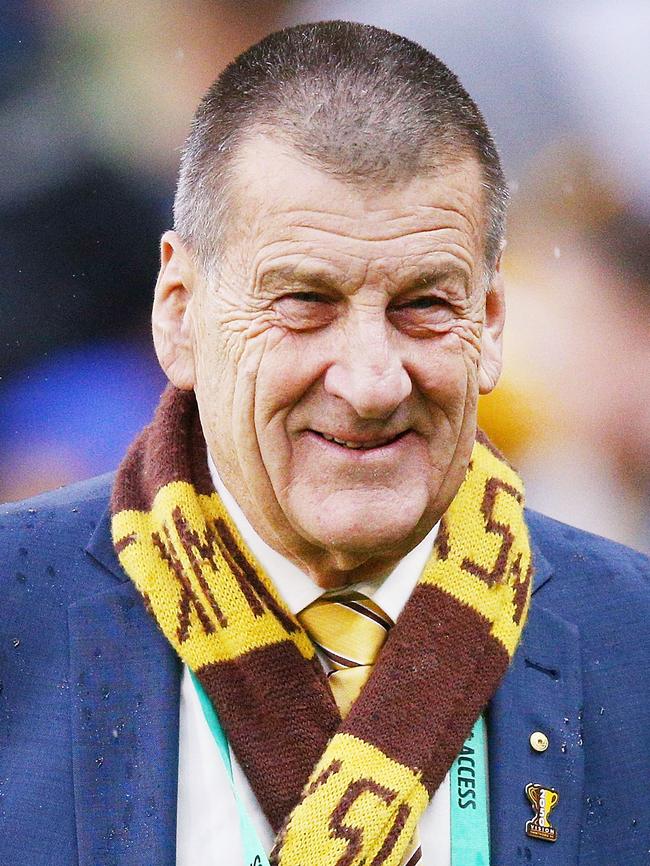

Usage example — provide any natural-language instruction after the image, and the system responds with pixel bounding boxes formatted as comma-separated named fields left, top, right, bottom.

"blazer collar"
left=85, top=502, right=128, bottom=582
left=530, top=530, right=553, bottom=596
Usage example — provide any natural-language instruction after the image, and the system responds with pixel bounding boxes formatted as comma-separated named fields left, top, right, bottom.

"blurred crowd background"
left=1, top=0, right=648, bottom=553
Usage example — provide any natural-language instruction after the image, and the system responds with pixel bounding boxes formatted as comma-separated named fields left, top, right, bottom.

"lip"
left=304, top=428, right=412, bottom=457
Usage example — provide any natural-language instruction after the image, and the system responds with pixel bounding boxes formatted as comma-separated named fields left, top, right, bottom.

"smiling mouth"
left=311, top=430, right=408, bottom=450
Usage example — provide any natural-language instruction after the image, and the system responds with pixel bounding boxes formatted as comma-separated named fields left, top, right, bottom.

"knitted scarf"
left=111, top=386, right=533, bottom=866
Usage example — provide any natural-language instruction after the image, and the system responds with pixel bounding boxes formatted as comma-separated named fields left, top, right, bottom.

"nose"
left=323, top=314, right=412, bottom=419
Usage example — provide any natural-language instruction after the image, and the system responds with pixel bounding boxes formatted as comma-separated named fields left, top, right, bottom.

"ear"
left=152, top=230, right=198, bottom=390
left=478, top=255, right=506, bottom=395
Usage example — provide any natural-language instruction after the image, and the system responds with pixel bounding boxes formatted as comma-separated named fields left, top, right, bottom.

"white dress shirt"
left=176, top=457, right=451, bottom=866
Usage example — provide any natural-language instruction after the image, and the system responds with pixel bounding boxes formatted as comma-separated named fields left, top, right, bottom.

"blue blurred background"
left=1, top=0, right=648, bottom=552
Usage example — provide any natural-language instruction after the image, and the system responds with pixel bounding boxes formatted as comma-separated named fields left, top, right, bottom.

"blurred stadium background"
left=1, top=0, right=648, bottom=553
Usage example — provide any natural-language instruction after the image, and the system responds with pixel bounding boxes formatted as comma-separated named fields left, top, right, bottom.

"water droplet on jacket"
left=561, top=743, right=567, bottom=753
left=599, top=706, right=605, bottom=715
left=12, top=638, right=20, bottom=648
left=96, top=756, right=104, bottom=767
left=15, top=572, right=27, bottom=583
left=101, top=686, right=110, bottom=700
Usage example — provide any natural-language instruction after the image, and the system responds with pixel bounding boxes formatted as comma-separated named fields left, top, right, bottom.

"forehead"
left=225, top=134, right=486, bottom=281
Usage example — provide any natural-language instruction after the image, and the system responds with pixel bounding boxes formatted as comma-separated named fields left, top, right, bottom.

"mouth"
left=309, top=429, right=409, bottom=450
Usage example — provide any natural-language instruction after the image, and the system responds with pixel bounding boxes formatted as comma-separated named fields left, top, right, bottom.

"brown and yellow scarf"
left=111, top=386, right=533, bottom=866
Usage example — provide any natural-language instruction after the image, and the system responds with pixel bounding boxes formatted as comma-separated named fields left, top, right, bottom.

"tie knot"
left=298, top=590, right=393, bottom=669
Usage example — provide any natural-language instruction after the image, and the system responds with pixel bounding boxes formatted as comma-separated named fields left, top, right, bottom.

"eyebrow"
left=258, top=267, right=339, bottom=293
left=258, top=263, right=470, bottom=297
left=400, top=267, right=470, bottom=299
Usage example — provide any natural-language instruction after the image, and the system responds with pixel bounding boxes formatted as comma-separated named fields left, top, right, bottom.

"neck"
left=300, top=551, right=399, bottom=590
left=294, top=529, right=438, bottom=589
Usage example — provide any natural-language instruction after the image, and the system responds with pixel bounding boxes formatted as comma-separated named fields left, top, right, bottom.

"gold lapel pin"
left=525, top=783, right=559, bottom=842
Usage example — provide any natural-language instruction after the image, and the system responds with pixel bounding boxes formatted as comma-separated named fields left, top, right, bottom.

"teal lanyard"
left=189, top=670, right=271, bottom=866
left=191, top=671, right=490, bottom=865
left=450, top=714, right=491, bottom=866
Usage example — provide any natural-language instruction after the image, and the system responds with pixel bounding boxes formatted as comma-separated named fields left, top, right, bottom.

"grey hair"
left=174, top=21, right=508, bottom=284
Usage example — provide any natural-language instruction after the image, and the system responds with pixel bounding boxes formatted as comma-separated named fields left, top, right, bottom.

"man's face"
left=156, top=135, right=504, bottom=582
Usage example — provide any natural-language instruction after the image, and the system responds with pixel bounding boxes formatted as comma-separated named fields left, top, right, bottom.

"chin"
left=287, top=487, right=429, bottom=556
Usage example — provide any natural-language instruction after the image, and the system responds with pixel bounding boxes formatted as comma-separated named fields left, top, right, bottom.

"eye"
left=272, top=290, right=337, bottom=331
left=394, top=295, right=448, bottom=310
left=387, top=293, right=456, bottom=336
left=283, top=291, right=330, bottom=303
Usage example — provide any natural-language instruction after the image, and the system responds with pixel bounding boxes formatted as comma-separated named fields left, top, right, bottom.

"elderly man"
left=1, top=21, right=649, bottom=866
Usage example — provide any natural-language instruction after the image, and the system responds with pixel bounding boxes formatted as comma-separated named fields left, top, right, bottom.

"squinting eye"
left=273, top=290, right=338, bottom=331
left=399, top=296, right=446, bottom=310
left=284, top=291, right=330, bottom=303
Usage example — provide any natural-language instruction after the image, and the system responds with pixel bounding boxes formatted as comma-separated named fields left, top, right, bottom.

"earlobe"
left=478, top=264, right=506, bottom=395
left=152, top=230, right=197, bottom=390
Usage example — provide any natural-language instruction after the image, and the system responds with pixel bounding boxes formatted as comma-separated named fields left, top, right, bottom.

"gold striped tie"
left=298, top=591, right=423, bottom=866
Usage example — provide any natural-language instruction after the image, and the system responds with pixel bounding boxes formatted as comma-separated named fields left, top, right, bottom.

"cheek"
left=193, top=324, right=229, bottom=414
left=251, top=331, right=327, bottom=488
left=451, top=316, right=483, bottom=361
left=410, top=331, right=478, bottom=410
left=194, top=300, right=281, bottom=418
left=192, top=294, right=238, bottom=389
left=253, top=330, right=328, bottom=424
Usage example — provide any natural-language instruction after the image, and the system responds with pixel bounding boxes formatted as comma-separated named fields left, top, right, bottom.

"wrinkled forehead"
left=222, top=133, right=487, bottom=282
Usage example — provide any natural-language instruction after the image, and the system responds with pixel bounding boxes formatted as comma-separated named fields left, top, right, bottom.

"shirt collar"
left=207, top=452, right=439, bottom=621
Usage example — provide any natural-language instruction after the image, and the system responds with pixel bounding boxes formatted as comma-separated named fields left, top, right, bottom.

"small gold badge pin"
left=525, top=783, right=559, bottom=842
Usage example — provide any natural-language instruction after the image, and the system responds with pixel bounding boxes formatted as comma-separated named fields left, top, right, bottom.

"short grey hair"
left=174, top=21, right=508, bottom=282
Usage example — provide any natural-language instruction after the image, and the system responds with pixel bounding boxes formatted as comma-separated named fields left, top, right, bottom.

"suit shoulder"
left=526, top=508, right=649, bottom=620
left=0, top=472, right=115, bottom=522
left=526, top=508, right=648, bottom=576
left=0, top=473, right=115, bottom=604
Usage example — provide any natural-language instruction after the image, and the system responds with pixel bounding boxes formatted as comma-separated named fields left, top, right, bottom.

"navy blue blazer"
left=1, top=474, right=649, bottom=865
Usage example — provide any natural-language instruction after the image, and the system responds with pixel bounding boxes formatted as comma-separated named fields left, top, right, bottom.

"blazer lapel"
left=68, top=507, right=181, bottom=866
left=489, top=537, right=584, bottom=865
